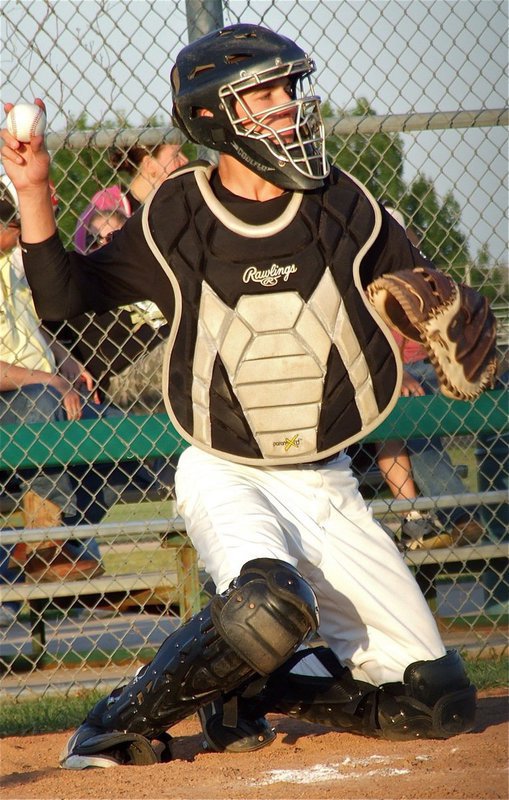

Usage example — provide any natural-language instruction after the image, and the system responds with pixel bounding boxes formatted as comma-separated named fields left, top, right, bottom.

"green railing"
left=1, top=390, right=507, bottom=471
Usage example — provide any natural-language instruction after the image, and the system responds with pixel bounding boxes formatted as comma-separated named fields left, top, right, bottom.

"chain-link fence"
left=1, top=0, right=507, bottom=700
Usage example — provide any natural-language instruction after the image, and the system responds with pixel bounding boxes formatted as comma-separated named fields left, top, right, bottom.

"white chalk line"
left=250, top=754, right=427, bottom=786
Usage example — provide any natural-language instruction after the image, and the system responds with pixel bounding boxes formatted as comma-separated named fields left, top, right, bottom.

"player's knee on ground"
left=253, top=647, right=475, bottom=741
left=377, top=649, right=476, bottom=740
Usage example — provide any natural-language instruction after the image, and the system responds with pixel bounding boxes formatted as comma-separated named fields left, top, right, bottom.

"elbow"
left=31, top=296, right=65, bottom=321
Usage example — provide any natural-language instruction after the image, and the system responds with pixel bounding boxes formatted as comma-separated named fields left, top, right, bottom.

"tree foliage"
left=324, top=98, right=406, bottom=207
left=51, top=113, right=120, bottom=246
left=400, top=177, right=469, bottom=267
left=324, top=98, right=470, bottom=267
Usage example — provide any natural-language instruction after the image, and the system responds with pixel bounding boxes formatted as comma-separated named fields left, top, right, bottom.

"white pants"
left=175, top=446, right=445, bottom=685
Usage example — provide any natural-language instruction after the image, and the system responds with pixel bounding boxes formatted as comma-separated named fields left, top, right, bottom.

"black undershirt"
left=209, top=170, right=293, bottom=225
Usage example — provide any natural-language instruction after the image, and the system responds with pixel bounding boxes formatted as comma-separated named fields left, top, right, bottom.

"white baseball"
left=6, top=103, right=47, bottom=143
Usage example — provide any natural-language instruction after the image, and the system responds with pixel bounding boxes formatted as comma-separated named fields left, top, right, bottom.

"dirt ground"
left=1, top=689, right=507, bottom=800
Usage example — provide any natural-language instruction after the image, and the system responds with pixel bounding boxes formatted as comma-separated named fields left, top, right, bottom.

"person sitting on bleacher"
left=376, top=208, right=483, bottom=549
left=0, top=175, right=121, bottom=625
left=56, top=195, right=172, bottom=412
left=69, top=135, right=189, bottom=413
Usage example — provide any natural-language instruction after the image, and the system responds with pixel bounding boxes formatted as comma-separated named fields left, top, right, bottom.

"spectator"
left=108, top=138, right=189, bottom=212
left=73, top=135, right=188, bottom=254
left=105, top=139, right=188, bottom=409
left=63, top=202, right=170, bottom=407
left=74, top=185, right=132, bottom=255
left=0, top=175, right=127, bottom=625
left=85, top=206, right=128, bottom=252
left=52, top=203, right=170, bottom=488
left=376, top=207, right=483, bottom=549
left=54, top=145, right=190, bottom=491
left=375, top=366, right=451, bottom=549
left=67, top=204, right=176, bottom=490
left=392, top=330, right=483, bottom=545
left=68, top=136, right=188, bottom=411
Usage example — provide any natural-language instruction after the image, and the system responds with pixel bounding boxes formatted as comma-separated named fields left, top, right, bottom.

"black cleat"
left=198, top=697, right=276, bottom=753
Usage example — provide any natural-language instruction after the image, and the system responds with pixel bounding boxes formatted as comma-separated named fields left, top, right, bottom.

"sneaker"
left=24, top=544, right=105, bottom=583
left=451, top=517, right=484, bottom=544
left=60, top=724, right=128, bottom=770
left=0, top=606, right=18, bottom=627
left=401, top=512, right=455, bottom=550
left=60, top=722, right=172, bottom=769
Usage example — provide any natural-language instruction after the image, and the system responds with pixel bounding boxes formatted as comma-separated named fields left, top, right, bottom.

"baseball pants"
left=175, top=445, right=446, bottom=686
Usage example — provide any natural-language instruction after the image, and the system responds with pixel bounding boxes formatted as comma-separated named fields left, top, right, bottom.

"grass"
left=0, top=689, right=106, bottom=737
left=448, top=441, right=478, bottom=493
left=102, top=544, right=180, bottom=576
left=466, top=656, right=509, bottom=691
left=104, top=498, right=176, bottom=524
left=0, top=656, right=507, bottom=738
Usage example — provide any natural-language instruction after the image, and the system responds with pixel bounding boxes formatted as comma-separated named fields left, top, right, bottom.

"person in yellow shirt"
left=0, top=175, right=116, bottom=624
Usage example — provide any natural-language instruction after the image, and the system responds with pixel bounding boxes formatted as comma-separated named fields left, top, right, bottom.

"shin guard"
left=244, top=647, right=476, bottom=741
left=86, top=559, right=318, bottom=740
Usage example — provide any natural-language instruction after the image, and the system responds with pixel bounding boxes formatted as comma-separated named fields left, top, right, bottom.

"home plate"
left=252, top=755, right=411, bottom=785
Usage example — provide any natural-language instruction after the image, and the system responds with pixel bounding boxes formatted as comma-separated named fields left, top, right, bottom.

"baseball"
left=6, top=102, right=46, bottom=143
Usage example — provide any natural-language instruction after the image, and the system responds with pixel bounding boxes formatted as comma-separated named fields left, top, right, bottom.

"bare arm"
left=0, top=360, right=84, bottom=419
left=0, top=360, right=65, bottom=392
left=43, top=333, right=100, bottom=404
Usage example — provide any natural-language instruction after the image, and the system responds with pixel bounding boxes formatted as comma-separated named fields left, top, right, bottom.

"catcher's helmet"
left=171, top=23, right=329, bottom=190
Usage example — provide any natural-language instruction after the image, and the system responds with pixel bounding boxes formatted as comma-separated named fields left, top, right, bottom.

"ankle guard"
left=246, top=647, right=476, bottom=741
left=377, top=649, right=476, bottom=740
left=86, top=559, right=318, bottom=739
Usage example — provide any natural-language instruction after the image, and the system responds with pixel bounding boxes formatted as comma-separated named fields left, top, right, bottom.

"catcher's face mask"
left=171, top=23, right=329, bottom=191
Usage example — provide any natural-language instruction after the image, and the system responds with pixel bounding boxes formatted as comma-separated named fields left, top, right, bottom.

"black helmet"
left=171, top=23, right=329, bottom=190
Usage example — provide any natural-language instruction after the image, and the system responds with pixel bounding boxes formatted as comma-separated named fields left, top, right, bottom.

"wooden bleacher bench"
left=0, top=390, right=507, bottom=659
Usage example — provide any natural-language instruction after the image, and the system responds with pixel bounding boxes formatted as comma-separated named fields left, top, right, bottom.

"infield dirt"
left=1, top=688, right=507, bottom=799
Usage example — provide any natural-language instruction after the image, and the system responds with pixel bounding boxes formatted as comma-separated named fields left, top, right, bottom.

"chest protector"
left=142, top=165, right=401, bottom=465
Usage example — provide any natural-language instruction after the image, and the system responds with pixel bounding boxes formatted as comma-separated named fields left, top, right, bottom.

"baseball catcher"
left=1, top=23, right=495, bottom=769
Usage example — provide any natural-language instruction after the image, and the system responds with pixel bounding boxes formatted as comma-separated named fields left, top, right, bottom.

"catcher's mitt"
left=367, top=266, right=497, bottom=400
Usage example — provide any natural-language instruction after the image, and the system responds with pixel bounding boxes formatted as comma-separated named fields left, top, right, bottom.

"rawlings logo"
left=243, top=263, right=297, bottom=287
left=273, top=434, right=302, bottom=452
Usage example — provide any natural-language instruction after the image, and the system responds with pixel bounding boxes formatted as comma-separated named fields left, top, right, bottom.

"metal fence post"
left=185, top=0, right=224, bottom=42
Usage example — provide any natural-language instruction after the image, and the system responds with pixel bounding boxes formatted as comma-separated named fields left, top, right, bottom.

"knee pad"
left=86, top=559, right=317, bottom=740
left=212, top=558, right=319, bottom=676
left=378, top=649, right=476, bottom=740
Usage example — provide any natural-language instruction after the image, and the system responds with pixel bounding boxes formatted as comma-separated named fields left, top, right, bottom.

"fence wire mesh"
left=0, top=0, right=507, bottom=700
